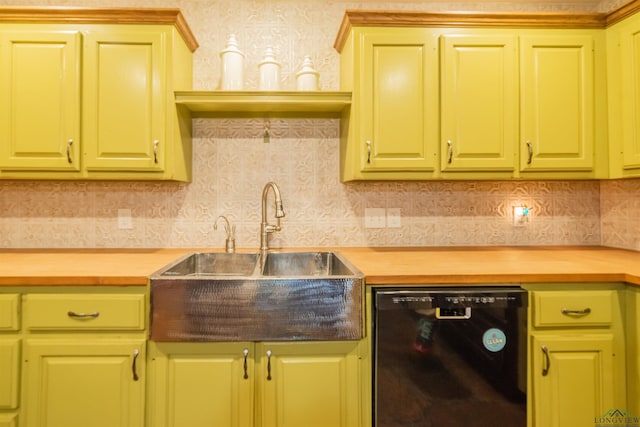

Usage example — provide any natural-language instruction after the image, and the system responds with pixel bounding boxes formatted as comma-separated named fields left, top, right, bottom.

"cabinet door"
left=520, top=35, right=594, bottom=172
left=0, top=414, right=17, bottom=427
left=0, top=338, right=20, bottom=409
left=0, top=29, right=81, bottom=171
left=83, top=28, right=166, bottom=172
left=147, top=342, right=253, bottom=427
left=620, top=23, right=640, bottom=170
left=440, top=34, right=517, bottom=172
left=258, top=341, right=361, bottom=427
left=530, top=334, right=618, bottom=427
left=358, top=29, right=438, bottom=173
left=23, top=339, right=145, bottom=427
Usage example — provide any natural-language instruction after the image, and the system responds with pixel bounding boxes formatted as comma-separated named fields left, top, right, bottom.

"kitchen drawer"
left=23, top=294, right=145, bottom=331
left=532, top=290, right=614, bottom=327
left=0, top=294, right=20, bottom=331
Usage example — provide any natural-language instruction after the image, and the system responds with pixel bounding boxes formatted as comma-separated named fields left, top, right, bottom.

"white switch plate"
left=117, top=208, right=133, bottom=229
left=364, top=208, right=386, bottom=228
left=387, top=208, right=401, bottom=228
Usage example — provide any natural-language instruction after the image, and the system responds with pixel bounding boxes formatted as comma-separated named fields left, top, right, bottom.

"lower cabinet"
left=148, top=340, right=362, bottom=427
left=22, top=339, right=145, bottom=427
left=19, top=288, right=147, bottom=427
left=526, top=285, right=627, bottom=427
left=0, top=294, right=20, bottom=427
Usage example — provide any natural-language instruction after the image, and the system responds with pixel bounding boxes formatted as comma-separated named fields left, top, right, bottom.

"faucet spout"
left=260, top=182, right=285, bottom=253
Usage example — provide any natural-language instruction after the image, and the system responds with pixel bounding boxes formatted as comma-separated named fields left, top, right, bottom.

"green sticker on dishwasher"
left=483, top=328, right=506, bottom=352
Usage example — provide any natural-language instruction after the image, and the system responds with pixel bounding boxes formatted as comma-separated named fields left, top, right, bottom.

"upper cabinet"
left=440, top=34, right=518, bottom=175
left=339, top=27, right=438, bottom=181
left=0, top=8, right=197, bottom=181
left=607, top=9, right=640, bottom=178
left=335, top=12, right=609, bottom=181
left=520, top=34, right=598, bottom=175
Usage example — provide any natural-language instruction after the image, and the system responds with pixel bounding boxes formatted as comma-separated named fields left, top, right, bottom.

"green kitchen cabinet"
left=0, top=294, right=20, bottom=427
left=526, top=285, right=626, bottom=427
left=626, top=286, right=640, bottom=416
left=148, top=340, right=363, bottom=427
left=607, top=11, right=640, bottom=178
left=20, top=289, right=147, bottom=427
left=22, top=339, right=145, bottom=427
left=439, top=33, right=518, bottom=175
left=0, top=29, right=81, bottom=174
left=519, top=34, right=598, bottom=176
left=0, top=8, right=195, bottom=181
left=339, top=27, right=439, bottom=181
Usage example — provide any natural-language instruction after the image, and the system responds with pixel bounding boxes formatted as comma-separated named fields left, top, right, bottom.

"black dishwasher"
left=373, top=287, right=528, bottom=427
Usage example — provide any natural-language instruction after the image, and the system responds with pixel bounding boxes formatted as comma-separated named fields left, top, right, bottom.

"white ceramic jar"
left=258, top=47, right=281, bottom=91
left=296, top=56, right=319, bottom=91
left=220, top=34, right=244, bottom=90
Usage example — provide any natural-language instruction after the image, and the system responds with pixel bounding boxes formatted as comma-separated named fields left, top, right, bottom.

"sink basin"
left=149, top=251, right=364, bottom=342
left=261, top=251, right=355, bottom=277
left=160, top=252, right=259, bottom=277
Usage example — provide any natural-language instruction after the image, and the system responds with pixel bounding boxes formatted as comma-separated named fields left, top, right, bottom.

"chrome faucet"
left=214, top=215, right=236, bottom=253
left=260, top=182, right=285, bottom=253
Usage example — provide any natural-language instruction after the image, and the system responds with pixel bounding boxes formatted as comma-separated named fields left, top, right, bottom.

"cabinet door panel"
left=531, top=334, right=616, bottom=427
left=521, top=35, right=594, bottom=171
left=0, top=338, right=20, bottom=409
left=23, top=339, right=145, bottom=427
left=0, top=30, right=80, bottom=171
left=259, top=341, right=360, bottom=427
left=440, top=34, right=517, bottom=171
left=83, top=29, right=166, bottom=172
left=621, top=25, right=640, bottom=169
left=148, top=342, right=253, bottom=427
left=360, top=31, right=437, bottom=172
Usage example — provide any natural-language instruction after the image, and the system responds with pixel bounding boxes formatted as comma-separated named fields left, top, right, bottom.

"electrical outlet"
left=387, top=208, right=401, bottom=228
left=512, top=206, right=530, bottom=227
left=364, top=208, right=386, bottom=228
left=117, top=209, right=133, bottom=229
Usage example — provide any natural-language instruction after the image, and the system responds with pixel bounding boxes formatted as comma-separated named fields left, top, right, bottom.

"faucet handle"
left=214, top=215, right=236, bottom=253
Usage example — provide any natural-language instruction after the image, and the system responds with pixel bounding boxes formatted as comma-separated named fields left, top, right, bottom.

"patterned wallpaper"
left=0, top=0, right=638, bottom=251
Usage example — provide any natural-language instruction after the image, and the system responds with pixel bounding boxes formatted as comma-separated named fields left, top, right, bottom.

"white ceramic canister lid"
left=220, top=34, right=245, bottom=90
left=258, top=47, right=281, bottom=90
left=295, top=56, right=319, bottom=90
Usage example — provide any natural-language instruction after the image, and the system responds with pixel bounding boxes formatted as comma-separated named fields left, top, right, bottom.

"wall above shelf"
left=175, top=91, right=351, bottom=117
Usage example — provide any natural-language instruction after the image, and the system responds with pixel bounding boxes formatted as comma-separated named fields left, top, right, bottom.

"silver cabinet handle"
left=526, top=141, right=533, bottom=165
left=561, top=307, right=592, bottom=316
left=366, top=140, right=371, bottom=164
left=541, top=345, right=550, bottom=376
left=67, top=311, right=99, bottom=319
left=66, top=139, right=73, bottom=163
left=153, top=140, right=159, bottom=164
left=243, top=348, right=249, bottom=379
left=132, top=349, right=139, bottom=381
left=447, top=140, right=453, bottom=164
left=266, top=350, right=272, bottom=381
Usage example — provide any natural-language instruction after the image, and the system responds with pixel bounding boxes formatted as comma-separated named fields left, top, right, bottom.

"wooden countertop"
left=0, top=246, right=638, bottom=287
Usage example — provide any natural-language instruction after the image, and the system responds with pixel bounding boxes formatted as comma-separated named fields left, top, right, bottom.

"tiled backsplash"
left=0, top=0, right=638, bottom=250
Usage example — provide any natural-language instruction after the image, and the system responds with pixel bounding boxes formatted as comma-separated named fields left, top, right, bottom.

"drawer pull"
left=541, top=345, right=550, bottom=376
left=132, top=349, right=140, bottom=381
left=561, top=307, right=591, bottom=316
left=67, top=311, right=100, bottom=319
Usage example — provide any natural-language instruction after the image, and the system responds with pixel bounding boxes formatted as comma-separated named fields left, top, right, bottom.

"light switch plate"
left=387, top=208, right=401, bottom=228
left=117, top=208, right=133, bottom=229
left=364, top=208, right=386, bottom=228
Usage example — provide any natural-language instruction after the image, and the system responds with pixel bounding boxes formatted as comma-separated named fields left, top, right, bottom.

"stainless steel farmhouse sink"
left=149, top=251, right=364, bottom=342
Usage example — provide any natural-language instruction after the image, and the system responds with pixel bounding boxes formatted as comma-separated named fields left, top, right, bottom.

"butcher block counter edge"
left=0, top=246, right=638, bottom=287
